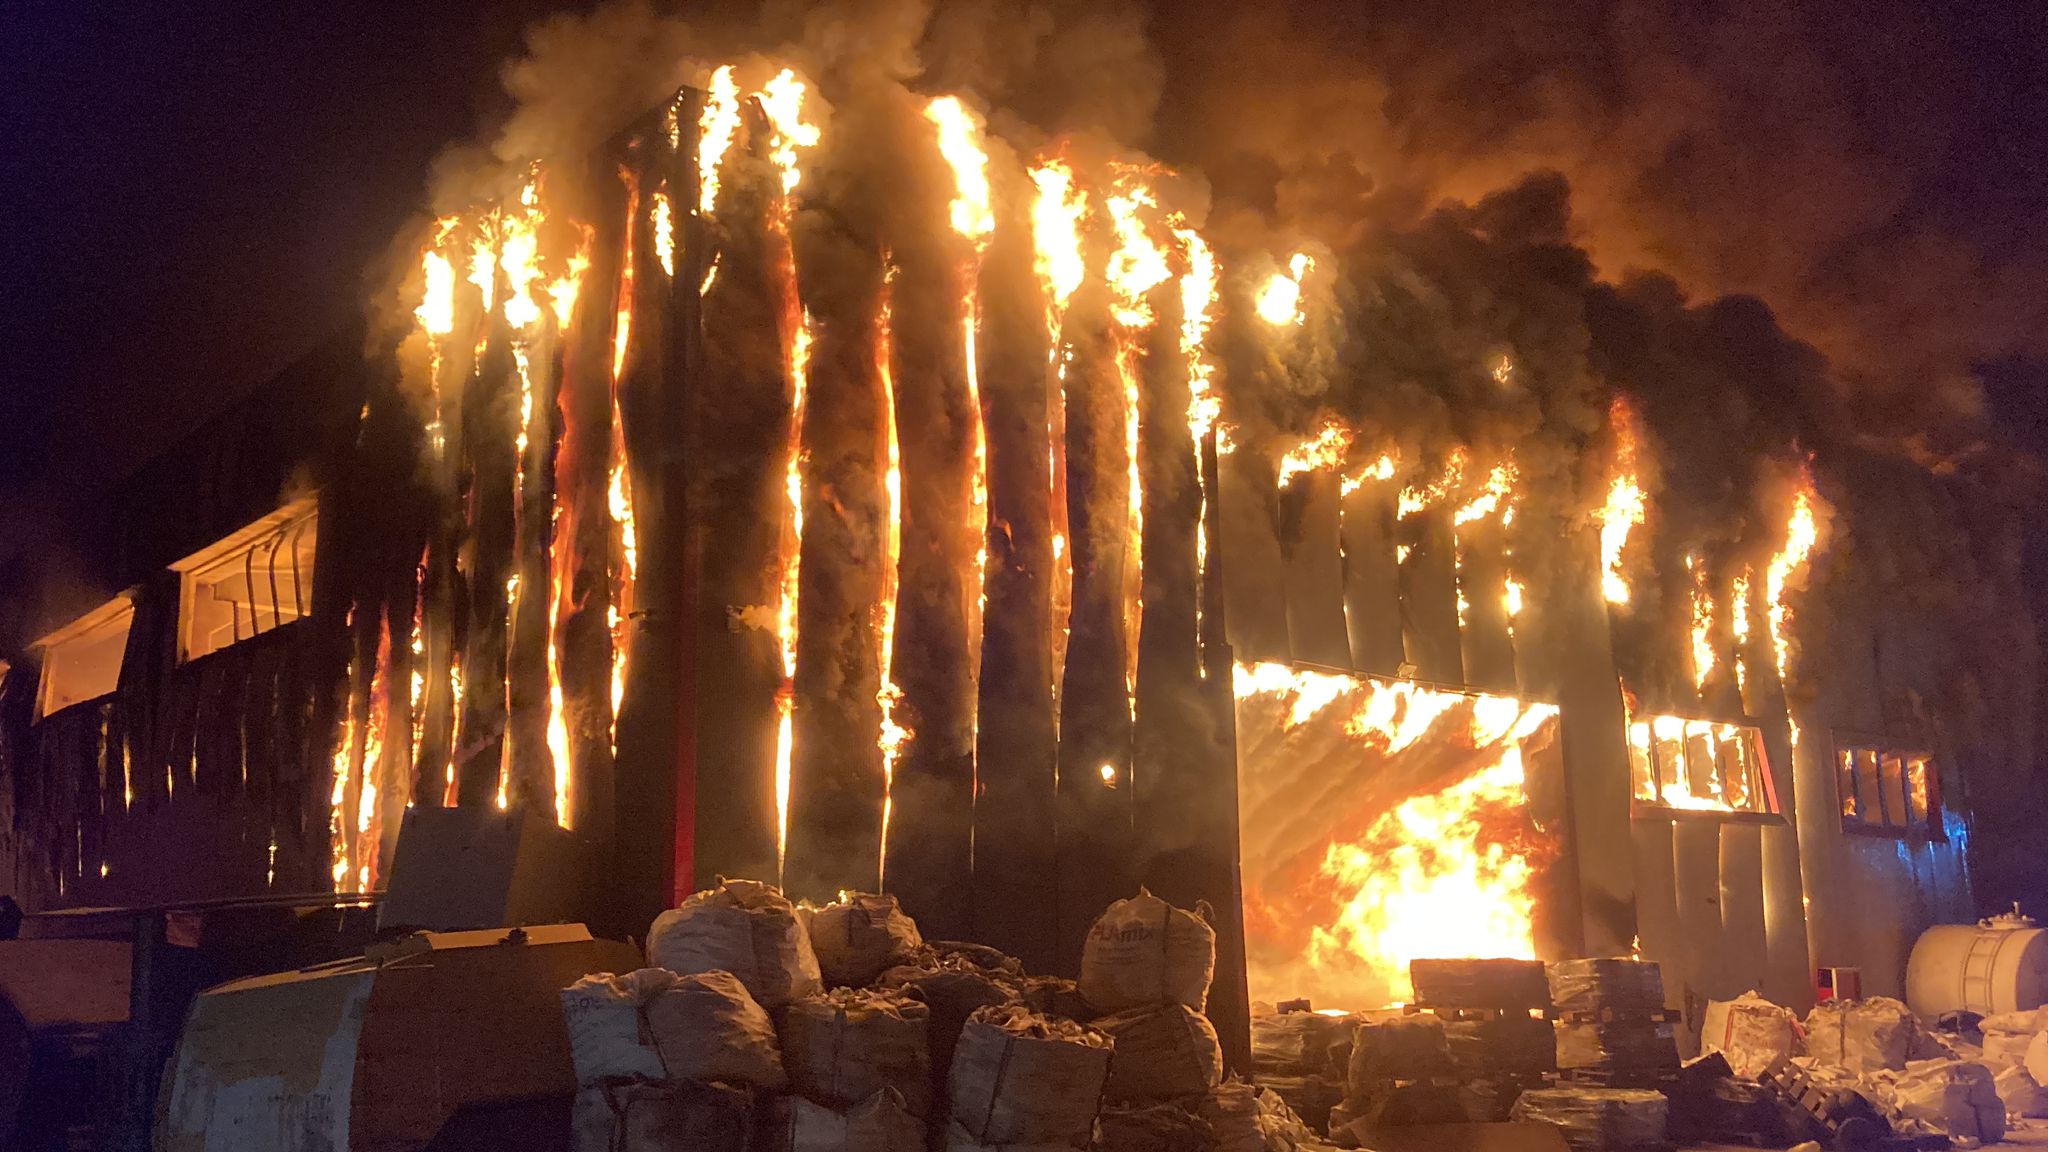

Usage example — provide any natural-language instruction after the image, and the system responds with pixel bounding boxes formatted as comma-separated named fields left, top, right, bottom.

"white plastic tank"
left=1906, top=907, right=2048, bottom=1020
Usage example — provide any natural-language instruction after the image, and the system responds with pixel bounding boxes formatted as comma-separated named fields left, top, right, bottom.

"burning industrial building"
left=0, top=1, right=2042, bottom=1148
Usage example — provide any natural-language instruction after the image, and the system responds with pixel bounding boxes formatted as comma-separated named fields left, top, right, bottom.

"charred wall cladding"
left=0, top=54, right=2017, bottom=1052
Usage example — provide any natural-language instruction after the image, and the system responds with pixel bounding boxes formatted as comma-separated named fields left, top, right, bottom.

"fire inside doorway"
left=1233, top=661, right=1568, bottom=1011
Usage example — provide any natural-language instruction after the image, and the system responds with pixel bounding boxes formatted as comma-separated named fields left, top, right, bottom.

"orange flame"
left=875, top=276, right=908, bottom=887
left=1235, top=661, right=1559, bottom=1007
left=761, top=70, right=821, bottom=881
left=1453, top=462, right=1518, bottom=525
left=1688, top=555, right=1715, bottom=693
left=608, top=176, right=640, bottom=750
left=1176, top=224, right=1220, bottom=660
left=1106, top=173, right=1166, bottom=709
left=1255, top=252, right=1313, bottom=327
left=1599, top=397, right=1646, bottom=605
left=1766, top=476, right=1824, bottom=685
left=698, top=65, right=742, bottom=216
left=1730, top=569, right=1752, bottom=697
left=1341, top=452, right=1398, bottom=498
left=1277, top=416, right=1355, bottom=487
left=1627, top=713, right=1762, bottom=813
left=1030, top=160, right=1084, bottom=721
left=649, top=189, right=675, bottom=280
left=927, top=95, right=993, bottom=675
left=356, top=618, right=393, bottom=892
left=1399, top=449, right=1467, bottom=520
left=330, top=620, right=358, bottom=890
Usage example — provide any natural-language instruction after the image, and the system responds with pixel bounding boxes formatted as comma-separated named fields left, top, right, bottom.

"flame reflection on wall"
left=1233, top=661, right=1562, bottom=1009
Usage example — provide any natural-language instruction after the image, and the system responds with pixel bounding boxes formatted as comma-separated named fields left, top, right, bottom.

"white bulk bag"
left=763, top=1088, right=926, bottom=1152
left=1079, top=890, right=1215, bottom=1013
left=561, top=969, right=678, bottom=1086
left=803, top=893, right=924, bottom=987
left=781, top=988, right=933, bottom=1117
left=644, top=969, right=787, bottom=1090
left=1803, top=997, right=1918, bottom=1073
left=1994, top=1063, right=2048, bottom=1119
left=1887, top=1059, right=2006, bottom=1144
left=1702, top=991, right=1801, bottom=1078
left=1096, top=1003, right=1223, bottom=1102
left=648, top=878, right=822, bottom=1008
left=948, top=1005, right=1113, bottom=1147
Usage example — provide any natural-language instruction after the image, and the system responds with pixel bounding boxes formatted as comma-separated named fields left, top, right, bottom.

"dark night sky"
left=1, top=2, right=573, bottom=494
left=2, top=0, right=2043, bottom=575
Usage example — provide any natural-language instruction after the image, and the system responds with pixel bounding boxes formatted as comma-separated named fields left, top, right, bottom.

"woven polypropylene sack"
left=1097, top=1004, right=1222, bottom=1102
left=644, top=969, right=787, bottom=1090
left=1887, top=1059, right=2006, bottom=1144
left=1702, top=991, right=1801, bottom=1079
left=648, top=878, right=822, bottom=1008
left=762, top=1088, right=926, bottom=1152
left=561, top=969, right=678, bottom=1086
left=781, top=988, right=933, bottom=1117
left=803, top=893, right=924, bottom=988
left=1803, top=997, right=1919, bottom=1074
left=948, top=1005, right=1113, bottom=1147
left=1079, top=890, right=1215, bottom=1013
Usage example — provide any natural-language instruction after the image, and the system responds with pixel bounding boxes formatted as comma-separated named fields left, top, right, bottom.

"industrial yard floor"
left=1684, top=1122, right=2048, bottom=1152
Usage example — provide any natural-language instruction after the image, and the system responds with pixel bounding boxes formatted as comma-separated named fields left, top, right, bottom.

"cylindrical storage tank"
left=1906, top=912, right=2048, bottom=1020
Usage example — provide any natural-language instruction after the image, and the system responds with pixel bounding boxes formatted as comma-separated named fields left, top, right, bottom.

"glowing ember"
left=1277, top=416, right=1355, bottom=487
left=1234, top=661, right=1559, bottom=1008
left=698, top=65, right=742, bottom=216
left=1598, top=397, right=1646, bottom=605
left=1255, top=252, right=1312, bottom=327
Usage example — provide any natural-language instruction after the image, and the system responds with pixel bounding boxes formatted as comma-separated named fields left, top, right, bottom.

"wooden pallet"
left=1554, top=1007, right=1679, bottom=1025
left=1407, top=1003, right=1558, bottom=1022
left=1552, top=1067, right=1682, bottom=1090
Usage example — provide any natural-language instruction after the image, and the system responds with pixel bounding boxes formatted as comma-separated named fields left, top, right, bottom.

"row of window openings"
left=1624, top=707, right=1939, bottom=838
left=16, top=496, right=1947, bottom=842
left=30, top=500, right=317, bottom=719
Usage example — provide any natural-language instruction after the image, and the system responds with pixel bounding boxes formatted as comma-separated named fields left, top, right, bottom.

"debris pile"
left=567, top=880, right=1330, bottom=1152
left=1256, top=956, right=2045, bottom=1152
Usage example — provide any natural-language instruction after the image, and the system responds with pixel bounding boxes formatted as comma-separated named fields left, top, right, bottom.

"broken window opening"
left=173, top=498, right=319, bottom=663
left=1834, top=738, right=1941, bottom=838
left=32, top=596, right=136, bottom=720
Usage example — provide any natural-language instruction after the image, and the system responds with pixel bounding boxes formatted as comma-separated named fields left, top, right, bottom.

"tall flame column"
left=969, top=159, right=1061, bottom=969
left=878, top=95, right=980, bottom=937
left=687, top=97, right=787, bottom=888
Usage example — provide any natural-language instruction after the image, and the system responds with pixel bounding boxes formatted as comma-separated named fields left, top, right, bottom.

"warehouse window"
left=173, top=498, right=318, bottom=663
left=1835, top=742, right=1940, bottom=838
left=1625, top=708, right=1776, bottom=816
left=33, top=596, right=135, bottom=719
